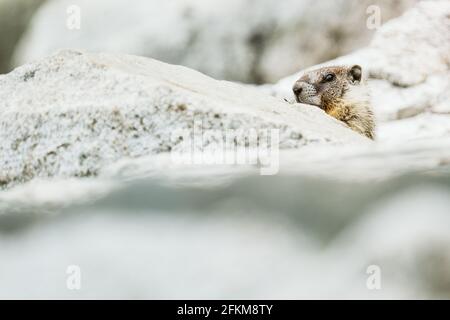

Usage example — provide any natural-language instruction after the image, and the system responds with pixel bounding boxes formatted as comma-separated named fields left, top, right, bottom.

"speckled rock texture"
left=0, top=50, right=367, bottom=188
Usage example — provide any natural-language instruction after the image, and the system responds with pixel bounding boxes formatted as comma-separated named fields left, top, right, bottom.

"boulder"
left=0, top=154, right=450, bottom=299
left=0, top=50, right=367, bottom=188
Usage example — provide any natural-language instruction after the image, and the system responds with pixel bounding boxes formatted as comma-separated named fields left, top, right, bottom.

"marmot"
left=292, top=65, right=375, bottom=139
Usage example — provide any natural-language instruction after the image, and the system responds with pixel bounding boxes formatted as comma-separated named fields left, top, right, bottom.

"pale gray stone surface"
left=0, top=50, right=367, bottom=188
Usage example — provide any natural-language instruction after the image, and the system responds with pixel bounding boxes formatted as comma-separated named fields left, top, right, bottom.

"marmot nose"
left=293, top=83, right=303, bottom=96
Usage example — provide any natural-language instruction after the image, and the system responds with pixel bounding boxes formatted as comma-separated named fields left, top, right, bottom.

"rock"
left=12, top=0, right=416, bottom=83
left=0, top=50, right=368, bottom=189
left=269, top=1, right=450, bottom=122
left=0, top=0, right=46, bottom=73
left=0, top=161, right=450, bottom=299
left=377, top=113, right=450, bottom=144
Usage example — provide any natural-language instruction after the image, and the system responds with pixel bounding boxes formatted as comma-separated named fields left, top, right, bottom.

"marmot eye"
left=323, top=74, right=335, bottom=82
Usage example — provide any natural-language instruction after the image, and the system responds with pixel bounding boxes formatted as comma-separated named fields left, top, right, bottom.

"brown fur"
left=324, top=98, right=375, bottom=140
left=293, top=65, right=375, bottom=140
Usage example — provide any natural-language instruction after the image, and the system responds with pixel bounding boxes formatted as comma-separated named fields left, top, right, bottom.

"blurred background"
left=2, top=0, right=417, bottom=83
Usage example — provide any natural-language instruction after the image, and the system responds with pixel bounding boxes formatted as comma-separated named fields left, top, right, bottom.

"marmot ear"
left=349, top=65, right=362, bottom=83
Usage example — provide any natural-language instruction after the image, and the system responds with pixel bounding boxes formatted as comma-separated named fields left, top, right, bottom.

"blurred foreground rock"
left=0, top=161, right=449, bottom=299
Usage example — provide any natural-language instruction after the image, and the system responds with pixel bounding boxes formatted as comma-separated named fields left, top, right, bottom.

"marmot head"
left=292, top=65, right=364, bottom=110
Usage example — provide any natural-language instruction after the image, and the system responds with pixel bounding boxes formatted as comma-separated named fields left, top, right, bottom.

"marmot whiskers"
left=293, top=65, right=375, bottom=139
